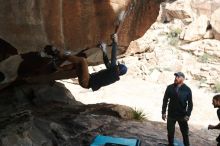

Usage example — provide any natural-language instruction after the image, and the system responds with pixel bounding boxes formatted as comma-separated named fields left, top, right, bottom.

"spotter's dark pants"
left=167, top=117, right=190, bottom=146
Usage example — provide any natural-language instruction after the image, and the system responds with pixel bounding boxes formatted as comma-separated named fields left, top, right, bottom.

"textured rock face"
left=191, top=0, right=220, bottom=19
left=161, top=0, right=220, bottom=41
left=190, top=0, right=220, bottom=40
left=179, top=39, right=220, bottom=58
left=0, top=82, right=136, bottom=146
left=211, top=8, right=220, bottom=40
left=0, top=0, right=161, bottom=54
left=180, top=15, right=209, bottom=42
left=165, top=0, right=192, bottom=20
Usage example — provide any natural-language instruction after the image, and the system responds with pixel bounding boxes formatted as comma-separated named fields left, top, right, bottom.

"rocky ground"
left=0, top=82, right=217, bottom=146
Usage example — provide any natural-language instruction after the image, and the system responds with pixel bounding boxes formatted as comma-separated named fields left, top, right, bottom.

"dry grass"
left=132, top=108, right=147, bottom=121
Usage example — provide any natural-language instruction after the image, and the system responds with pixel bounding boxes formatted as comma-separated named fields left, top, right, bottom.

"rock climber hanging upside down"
left=0, top=34, right=127, bottom=91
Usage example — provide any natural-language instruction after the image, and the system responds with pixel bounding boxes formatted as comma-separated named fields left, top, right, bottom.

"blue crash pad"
left=173, top=138, right=184, bottom=146
left=90, top=135, right=141, bottom=146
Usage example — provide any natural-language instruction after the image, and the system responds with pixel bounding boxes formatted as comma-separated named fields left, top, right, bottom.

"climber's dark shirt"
left=89, top=66, right=120, bottom=91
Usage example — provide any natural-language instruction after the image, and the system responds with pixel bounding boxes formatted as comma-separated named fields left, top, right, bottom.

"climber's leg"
left=65, top=56, right=90, bottom=88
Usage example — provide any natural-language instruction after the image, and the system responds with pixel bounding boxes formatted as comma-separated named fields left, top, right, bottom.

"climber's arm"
left=110, top=33, right=118, bottom=67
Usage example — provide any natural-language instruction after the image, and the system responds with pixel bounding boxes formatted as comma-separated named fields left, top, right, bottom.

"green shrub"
left=214, top=82, right=220, bottom=93
left=132, top=108, right=147, bottom=121
left=163, top=67, right=172, bottom=72
left=168, top=28, right=182, bottom=38
left=198, top=53, right=220, bottom=63
left=169, top=37, right=179, bottom=46
left=167, top=28, right=182, bottom=46
left=200, top=78, right=207, bottom=84
left=198, top=53, right=210, bottom=63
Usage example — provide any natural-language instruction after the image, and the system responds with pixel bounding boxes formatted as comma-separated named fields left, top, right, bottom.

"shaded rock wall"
left=0, top=81, right=136, bottom=146
left=0, top=0, right=161, bottom=54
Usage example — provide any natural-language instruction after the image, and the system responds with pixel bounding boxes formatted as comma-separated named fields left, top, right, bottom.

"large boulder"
left=190, top=0, right=220, bottom=19
left=179, top=39, right=220, bottom=58
left=0, top=0, right=161, bottom=57
left=0, top=82, right=139, bottom=145
left=0, top=82, right=81, bottom=106
left=211, top=8, right=220, bottom=40
left=180, top=15, right=209, bottom=42
left=161, top=0, right=220, bottom=42
left=165, top=0, right=193, bottom=21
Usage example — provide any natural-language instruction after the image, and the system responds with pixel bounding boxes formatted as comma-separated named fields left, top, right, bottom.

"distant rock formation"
left=162, top=0, right=220, bottom=42
left=211, top=8, right=220, bottom=40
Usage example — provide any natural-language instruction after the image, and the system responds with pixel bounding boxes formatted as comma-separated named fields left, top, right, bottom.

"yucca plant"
left=132, top=108, right=147, bottom=121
